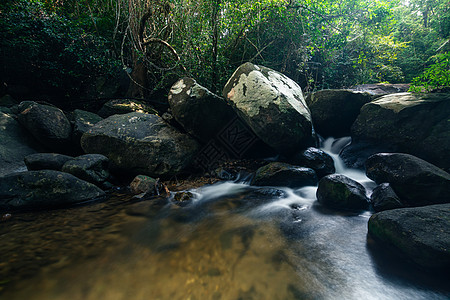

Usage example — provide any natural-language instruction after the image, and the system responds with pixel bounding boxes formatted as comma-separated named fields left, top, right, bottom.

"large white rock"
left=223, top=62, right=313, bottom=154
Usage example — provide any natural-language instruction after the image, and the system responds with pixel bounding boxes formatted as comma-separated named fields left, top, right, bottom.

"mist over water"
left=1, top=137, right=448, bottom=300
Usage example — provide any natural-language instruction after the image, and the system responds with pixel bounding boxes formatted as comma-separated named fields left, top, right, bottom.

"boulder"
left=24, top=153, right=73, bottom=171
left=340, top=140, right=397, bottom=169
left=365, top=153, right=450, bottom=207
left=305, top=89, right=372, bottom=137
left=168, top=77, right=236, bottom=142
left=288, top=147, right=335, bottom=178
left=370, top=183, right=404, bottom=212
left=0, top=170, right=105, bottom=211
left=62, top=154, right=110, bottom=186
left=0, top=111, right=41, bottom=176
left=251, top=162, right=317, bottom=188
left=80, top=112, right=200, bottom=177
left=69, top=109, right=103, bottom=145
left=17, top=101, right=72, bottom=152
left=97, top=99, right=157, bottom=118
left=351, top=93, right=450, bottom=171
left=316, top=174, right=369, bottom=210
left=130, top=175, right=158, bottom=195
left=223, top=62, right=313, bottom=155
left=368, top=203, right=450, bottom=269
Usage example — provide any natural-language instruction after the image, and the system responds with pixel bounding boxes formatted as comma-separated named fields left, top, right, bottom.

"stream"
left=0, top=138, right=449, bottom=300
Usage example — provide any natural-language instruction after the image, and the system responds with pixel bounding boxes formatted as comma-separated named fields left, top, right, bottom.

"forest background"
left=0, top=0, right=449, bottom=103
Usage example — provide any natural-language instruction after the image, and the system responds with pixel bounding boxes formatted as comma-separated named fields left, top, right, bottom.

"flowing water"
left=0, top=138, right=449, bottom=300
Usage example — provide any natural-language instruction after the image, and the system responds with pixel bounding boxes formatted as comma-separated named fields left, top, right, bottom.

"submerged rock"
left=173, top=191, right=194, bottom=206
left=81, top=112, right=200, bottom=177
left=0, top=170, right=105, bottom=211
left=24, top=153, right=73, bottom=171
left=251, top=162, right=317, bottom=188
left=17, top=101, right=72, bottom=152
left=62, top=154, right=110, bottom=186
left=223, top=62, right=313, bottom=155
left=306, top=89, right=372, bottom=137
left=288, top=147, right=335, bottom=178
left=352, top=92, right=450, bottom=171
left=316, top=174, right=369, bottom=210
left=168, top=77, right=236, bottom=142
left=365, top=153, right=450, bottom=207
left=368, top=203, right=450, bottom=269
left=370, top=183, right=404, bottom=212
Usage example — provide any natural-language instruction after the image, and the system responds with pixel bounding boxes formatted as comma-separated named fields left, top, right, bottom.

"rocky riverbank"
left=1, top=62, right=449, bottom=272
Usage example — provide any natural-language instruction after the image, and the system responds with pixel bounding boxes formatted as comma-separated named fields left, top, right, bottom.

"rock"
left=24, top=153, right=73, bottom=171
left=69, top=109, right=103, bottom=145
left=0, top=94, right=17, bottom=107
left=350, top=83, right=410, bottom=96
left=97, top=99, right=158, bottom=118
left=62, top=154, right=110, bottom=186
left=173, top=191, right=194, bottom=206
left=130, top=175, right=158, bottom=195
left=305, top=89, right=372, bottom=137
left=288, top=147, right=335, bottom=178
left=80, top=112, right=200, bottom=177
left=0, top=111, right=41, bottom=176
left=365, top=153, right=450, bottom=207
left=351, top=93, right=450, bottom=171
left=316, top=174, right=369, bottom=210
left=340, top=140, right=397, bottom=169
left=0, top=170, right=105, bottom=211
left=168, top=77, right=236, bottom=142
left=251, top=162, right=317, bottom=188
left=223, top=62, right=313, bottom=155
left=370, top=183, right=404, bottom=212
left=368, top=203, right=450, bottom=269
left=17, top=101, right=72, bottom=152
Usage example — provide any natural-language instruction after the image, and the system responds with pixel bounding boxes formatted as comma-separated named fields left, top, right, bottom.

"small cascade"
left=320, top=137, right=376, bottom=193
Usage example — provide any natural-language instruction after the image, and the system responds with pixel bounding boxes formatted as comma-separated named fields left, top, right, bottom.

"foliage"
left=409, top=52, right=450, bottom=92
left=1, top=0, right=449, bottom=100
left=0, top=0, right=120, bottom=101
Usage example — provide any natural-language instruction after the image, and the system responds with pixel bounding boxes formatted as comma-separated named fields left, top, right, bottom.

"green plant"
left=409, top=52, right=450, bottom=92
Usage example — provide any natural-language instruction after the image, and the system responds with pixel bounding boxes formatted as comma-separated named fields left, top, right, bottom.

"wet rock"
left=97, top=99, right=157, bottom=118
left=352, top=92, right=450, bottom=171
left=288, top=147, right=335, bottom=178
left=168, top=77, right=236, bottom=142
left=251, top=162, right=317, bottom=188
left=305, top=89, right=372, bottom=137
left=317, top=174, right=369, bottom=210
left=340, top=140, right=397, bottom=169
left=24, top=153, right=73, bottom=171
left=130, top=175, right=158, bottom=195
left=81, top=112, right=200, bottom=177
left=223, top=62, right=313, bottom=155
left=365, top=153, right=450, bottom=207
left=0, top=170, right=105, bottom=211
left=17, top=101, right=72, bottom=152
left=0, top=111, right=41, bottom=176
left=368, top=203, right=450, bottom=269
left=69, top=109, right=103, bottom=145
left=370, top=183, right=404, bottom=212
left=173, top=191, right=194, bottom=206
left=62, top=154, right=110, bottom=186
left=0, top=94, right=17, bottom=107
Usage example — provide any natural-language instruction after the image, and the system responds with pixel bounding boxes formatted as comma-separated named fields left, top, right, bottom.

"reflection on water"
left=1, top=184, right=449, bottom=300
